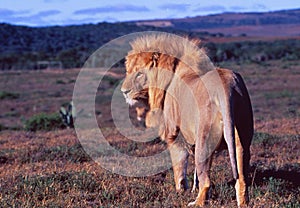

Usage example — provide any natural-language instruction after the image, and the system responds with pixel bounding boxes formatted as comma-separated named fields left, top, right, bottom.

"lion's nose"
left=121, top=89, right=131, bottom=95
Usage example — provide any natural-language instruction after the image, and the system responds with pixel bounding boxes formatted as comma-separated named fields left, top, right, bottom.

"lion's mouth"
left=125, top=97, right=138, bottom=106
left=122, top=91, right=148, bottom=106
left=122, top=93, right=137, bottom=106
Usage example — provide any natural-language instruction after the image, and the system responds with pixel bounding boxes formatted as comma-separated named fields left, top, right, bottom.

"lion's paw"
left=188, top=200, right=204, bottom=207
left=187, top=201, right=196, bottom=207
left=191, top=185, right=198, bottom=193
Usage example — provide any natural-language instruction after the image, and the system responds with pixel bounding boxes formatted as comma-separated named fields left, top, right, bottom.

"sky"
left=1, top=0, right=300, bottom=27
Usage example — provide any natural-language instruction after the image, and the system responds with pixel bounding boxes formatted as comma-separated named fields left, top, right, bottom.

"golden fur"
left=125, top=33, right=214, bottom=111
left=121, top=34, right=253, bottom=207
left=126, top=33, right=214, bottom=74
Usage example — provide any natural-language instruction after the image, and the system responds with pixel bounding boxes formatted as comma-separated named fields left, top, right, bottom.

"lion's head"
left=121, top=68, right=149, bottom=106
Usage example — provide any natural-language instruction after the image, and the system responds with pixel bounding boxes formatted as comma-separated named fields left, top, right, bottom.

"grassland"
left=0, top=60, right=299, bottom=207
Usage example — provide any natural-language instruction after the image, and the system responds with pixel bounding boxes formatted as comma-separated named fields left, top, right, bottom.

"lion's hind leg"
left=234, top=127, right=250, bottom=207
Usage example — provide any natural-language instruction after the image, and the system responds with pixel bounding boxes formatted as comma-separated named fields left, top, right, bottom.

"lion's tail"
left=220, top=91, right=239, bottom=180
left=232, top=72, right=254, bottom=178
left=223, top=71, right=253, bottom=180
left=216, top=69, right=240, bottom=180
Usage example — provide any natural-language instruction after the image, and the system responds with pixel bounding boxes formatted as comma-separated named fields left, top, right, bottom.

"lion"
left=121, top=34, right=253, bottom=207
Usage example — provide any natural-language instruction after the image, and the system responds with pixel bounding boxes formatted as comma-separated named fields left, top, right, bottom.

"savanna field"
left=0, top=60, right=299, bottom=207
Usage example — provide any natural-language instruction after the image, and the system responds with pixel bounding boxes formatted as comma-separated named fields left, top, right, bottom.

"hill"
left=0, top=8, right=300, bottom=70
left=2, top=22, right=212, bottom=70
left=0, top=22, right=184, bottom=70
left=134, top=8, right=300, bottom=37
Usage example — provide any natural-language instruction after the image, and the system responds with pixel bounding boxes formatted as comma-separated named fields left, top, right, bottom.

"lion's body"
left=121, top=34, right=253, bottom=207
left=161, top=68, right=253, bottom=206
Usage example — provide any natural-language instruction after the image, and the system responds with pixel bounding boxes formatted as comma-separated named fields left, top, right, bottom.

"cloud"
left=193, top=5, right=226, bottom=13
left=59, top=17, right=103, bottom=25
left=159, top=3, right=190, bottom=12
left=58, top=16, right=119, bottom=25
left=0, top=9, right=61, bottom=26
left=0, top=8, right=15, bottom=16
left=43, top=0, right=68, bottom=3
left=253, top=4, right=267, bottom=10
left=36, top=10, right=61, bottom=17
left=102, top=17, right=119, bottom=22
left=74, top=4, right=150, bottom=15
left=229, top=6, right=248, bottom=11
left=0, top=8, right=31, bottom=17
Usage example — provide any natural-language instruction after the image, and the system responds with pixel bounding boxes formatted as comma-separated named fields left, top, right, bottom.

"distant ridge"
left=1, top=8, right=300, bottom=70
left=132, top=8, right=300, bottom=37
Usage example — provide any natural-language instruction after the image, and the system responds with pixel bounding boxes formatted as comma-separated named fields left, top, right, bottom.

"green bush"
left=24, top=113, right=65, bottom=131
left=0, top=124, right=7, bottom=131
left=0, top=91, right=19, bottom=100
left=56, top=79, right=66, bottom=84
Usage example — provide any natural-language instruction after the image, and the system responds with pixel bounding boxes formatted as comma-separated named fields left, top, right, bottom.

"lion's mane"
left=125, top=33, right=215, bottom=110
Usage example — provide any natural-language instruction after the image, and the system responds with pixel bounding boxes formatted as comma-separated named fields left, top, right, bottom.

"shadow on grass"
left=250, top=165, right=300, bottom=187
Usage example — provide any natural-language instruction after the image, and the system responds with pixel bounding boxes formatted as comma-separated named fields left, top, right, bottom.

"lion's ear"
left=152, top=52, right=160, bottom=68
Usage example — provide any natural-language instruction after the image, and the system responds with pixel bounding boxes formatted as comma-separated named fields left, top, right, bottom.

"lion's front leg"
left=159, top=111, right=189, bottom=191
left=188, top=158, right=212, bottom=207
left=168, top=140, right=189, bottom=191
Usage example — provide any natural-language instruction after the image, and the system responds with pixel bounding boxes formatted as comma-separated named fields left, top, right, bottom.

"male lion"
left=121, top=34, right=253, bottom=207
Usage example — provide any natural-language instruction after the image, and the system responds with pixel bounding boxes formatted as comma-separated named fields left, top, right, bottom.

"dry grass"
left=0, top=60, right=299, bottom=207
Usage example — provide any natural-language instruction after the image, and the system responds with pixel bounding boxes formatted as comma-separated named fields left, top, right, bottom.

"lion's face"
left=121, top=69, right=149, bottom=106
left=122, top=51, right=176, bottom=128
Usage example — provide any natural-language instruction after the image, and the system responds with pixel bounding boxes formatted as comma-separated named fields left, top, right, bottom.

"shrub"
left=0, top=124, right=7, bottom=131
left=0, top=91, right=19, bottom=100
left=56, top=79, right=66, bottom=84
left=24, top=113, right=65, bottom=131
left=252, top=132, right=280, bottom=145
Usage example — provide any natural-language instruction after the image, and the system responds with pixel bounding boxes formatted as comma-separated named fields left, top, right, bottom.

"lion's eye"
left=136, top=72, right=144, bottom=79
